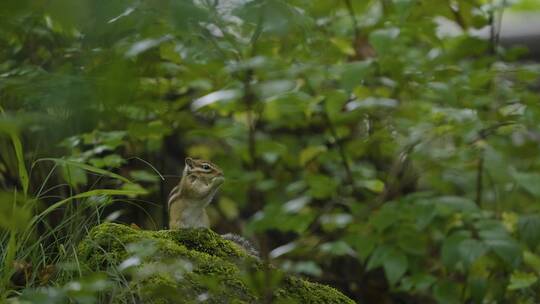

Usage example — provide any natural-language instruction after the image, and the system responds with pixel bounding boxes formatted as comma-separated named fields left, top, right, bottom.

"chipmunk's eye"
left=202, top=163, right=210, bottom=170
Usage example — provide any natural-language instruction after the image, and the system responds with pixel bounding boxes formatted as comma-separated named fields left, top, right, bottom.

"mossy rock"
left=77, top=223, right=355, bottom=304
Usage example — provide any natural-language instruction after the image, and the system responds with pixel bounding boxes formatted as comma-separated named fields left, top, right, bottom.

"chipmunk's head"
left=181, top=157, right=224, bottom=201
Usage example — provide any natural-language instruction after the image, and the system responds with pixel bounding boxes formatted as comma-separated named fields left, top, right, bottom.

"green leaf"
left=0, top=192, right=32, bottom=232
left=414, top=201, right=437, bottom=229
left=435, top=196, right=479, bottom=213
left=483, top=238, right=522, bottom=268
left=330, top=37, right=355, bottom=56
left=130, top=170, right=160, bottom=183
left=508, top=271, right=537, bottom=290
left=126, top=35, right=173, bottom=58
left=340, top=61, right=373, bottom=91
left=433, top=280, right=462, bottom=304
left=320, top=241, right=355, bottom=256
left=102, top=154, right=126, bottom=168
left=468, top=277, right=487, bottom=304
left=477, top=219, right=522, bottom=267
left=397, top=227, right=428, bottom=256
left=248, top=202, right=316, bottom=234
left=299, top=146, right=327, bottom=166
left=282, top=196, right=311, bottom=213
left=369, top=204, right=399, bottom=232
left=512, top=170, right=540, bottom=198
left=524, top=251, right=540, bottom=274
left=320, top=213, right=353, bottom=230
left=61, top=164, right=88, bottom=188
left=458, top=239, right=487, bottom=267
left=359, top=179, right=385, bottom=193
left=347, top=234, right=377, bottom=262
left=191, top=89, right=241, bottom=110
left=400, top=273, right=437, bottom=293
left=218, top=197, right=239, bottom=220
left=383, top=249, right=408, bottom=285
left=366, top=245, right=392, bottom=271
left=369, top=28, right=400, bottom=55
left=441, top=230, right=470, bottom=268
left=255, top=80, right=295, bottom=99
left=305, top=174, right=337, bottom=199
left=518, top=214, right=540, bottom=248
left=283, top=261, right=323, bottom=277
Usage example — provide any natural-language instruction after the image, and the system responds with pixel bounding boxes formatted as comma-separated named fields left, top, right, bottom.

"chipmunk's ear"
left=185, top=157, right=195, bottom=170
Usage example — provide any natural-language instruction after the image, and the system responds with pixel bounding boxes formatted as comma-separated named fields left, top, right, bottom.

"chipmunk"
left=168, top=157, right=259, bottom=257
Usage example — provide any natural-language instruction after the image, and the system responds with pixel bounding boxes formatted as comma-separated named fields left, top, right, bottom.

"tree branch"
left=321, top=104, right=355, bottom=190
left=449, top=1, right=467, bottom=30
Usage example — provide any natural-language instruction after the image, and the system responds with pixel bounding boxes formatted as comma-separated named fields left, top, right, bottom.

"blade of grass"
left=0, top=120, right=29, bottom=197
left=28, top=188, right=148, bottom=229
left=1, top=191, right=21, bottom=298
left=10, top=133, right=29, bottom=197
left=35, top=158, right=135, bottom=184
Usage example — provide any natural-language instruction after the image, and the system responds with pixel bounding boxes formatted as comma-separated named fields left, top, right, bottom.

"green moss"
left=78, top=223, right=355, bottom=304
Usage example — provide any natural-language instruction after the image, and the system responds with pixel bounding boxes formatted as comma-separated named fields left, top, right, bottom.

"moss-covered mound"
left=77, top=223, right=355, bottom=304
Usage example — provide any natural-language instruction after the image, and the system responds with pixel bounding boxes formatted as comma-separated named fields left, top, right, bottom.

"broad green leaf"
left=255, top=80, right=295, bottom=99
left=218, top=197, right=239, bottom=220
left=477, top=219, right=522, bottom=267
left=383, top=249, right=408, bottom=285
left=508, top=271, right=537, bottom=290
left=433, top=280, right=462, bottom=304
left=523, top=251, right=540, bottom=274
left=512, top=170, right=540, bottom=198
left=400, top=273, right=437, bottom=292
left=468, top=277, right=488, bottom=304
left=366, top=245, right=392, bottom=271
left=369, top=204, right=399, bottom=232
left=518, top=214, right=540, bottom=248
left=0, top=192, right=32, bottom=232
left=346, top=97, right=398, bottom=110
left=397, top=228, right=428, bottom=256
left=435, top=196, right=479, bottom=214
left=320, top=241, right=355, bottom=256
left=330, top=37, right=355, bottom=56
left=347, top=234, right=377, bottom=262
left=282, top=196, right=310, bottom=213
left=191, top=89, right=242, bottom=110
left=483, top=238, right=522, bottom=268
left=130, top=170, right=160, bottom=183
left=61, top=164, right=88, bottom=188
left=282, top=261, right=323, bottom=277
left=126, top=35, right=173, bottom=58
left=458, top=239, right=487, bottom=267
left=441, top=230, right=470, bottom=268
left=359, top=179, right=385, bottom=193
left=299, top=146, right=327, bottom=166
left=368, top=28, right=400, bottom=55
left=320, top=213, right=353, bottom=230
left=340, top=61, right=373, bottom=91
left=305, top=174, right=337, bottom=199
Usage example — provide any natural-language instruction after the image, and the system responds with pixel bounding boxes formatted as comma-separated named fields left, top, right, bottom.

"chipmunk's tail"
left=221, top=233, right=260, bottom=258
